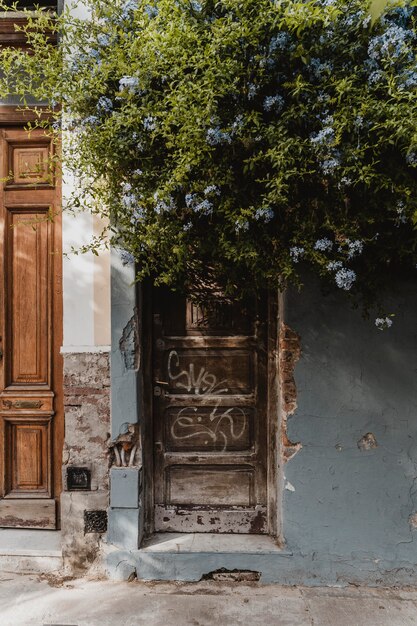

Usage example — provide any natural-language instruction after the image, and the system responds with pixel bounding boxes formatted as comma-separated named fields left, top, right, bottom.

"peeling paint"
left=250, top=509, right=267, bottom=533
left=119, top=308, right=139, bottom=371
left=279, top=323, right=302, bottom=462
left=358, top=432, right=378, bottom=451
left=62, top=353, right=111, bottom=576
left=154, top=505, right=267, bottom=533
left=0, top=515, right=51, bottom=528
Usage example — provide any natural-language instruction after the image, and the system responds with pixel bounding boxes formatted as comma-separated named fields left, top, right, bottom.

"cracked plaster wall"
left=61, top=352, right=111, bottom=575
left=105, top=281, right=417, bottom=586
left=281, top=279, right=417, bottom=585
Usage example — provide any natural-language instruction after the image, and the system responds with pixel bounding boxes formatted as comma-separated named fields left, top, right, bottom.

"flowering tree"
left=1, top=0, right=416, bottom=327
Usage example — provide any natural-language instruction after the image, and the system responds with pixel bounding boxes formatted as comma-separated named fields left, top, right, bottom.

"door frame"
left=140, top=284, right=281, bottom=540
left=0, top=110, right=63, bottom=528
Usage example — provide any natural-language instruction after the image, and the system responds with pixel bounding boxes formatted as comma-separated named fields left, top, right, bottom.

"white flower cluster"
left=334, top=268, right=356, bottom=291
left=290, top=246, right=305, bottom=263
left=327, top=261, right=356, bottom=290
left=375, top=317, right=393, bottom=330
left=314, top=238, right=333, bottom=252
left=346, top=239, right=364, bottom=259
left=119, top=76, right=140, bottom=94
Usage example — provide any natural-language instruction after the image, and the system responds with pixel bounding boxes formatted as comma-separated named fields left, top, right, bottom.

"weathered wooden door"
left=0, top=126, right=63, bottom=529
left=153, top=290, right=269, bottom=533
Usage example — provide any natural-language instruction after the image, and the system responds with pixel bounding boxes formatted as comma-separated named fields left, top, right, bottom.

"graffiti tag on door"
left=167, top=350, right=248, bottom=451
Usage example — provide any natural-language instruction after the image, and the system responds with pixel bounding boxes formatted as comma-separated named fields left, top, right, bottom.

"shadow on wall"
left=283, top=278, right=417, bottom=577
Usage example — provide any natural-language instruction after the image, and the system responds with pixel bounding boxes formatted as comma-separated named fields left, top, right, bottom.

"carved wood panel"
left=5, top=417, right=51, bottom=497
left=153, top=291, right=268, bottom=534
left=11, top=145, right=50, bottom=185
left=0, top=127, right=63, bottom=529
left=185, top=301, right=251, bottom=335
left=7, top=209, right=50, bottom=387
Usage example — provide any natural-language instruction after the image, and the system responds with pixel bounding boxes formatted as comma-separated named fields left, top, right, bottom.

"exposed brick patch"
left=357, top=432, right=378, bottom=451
left=279, top=323, right=302, bottom=462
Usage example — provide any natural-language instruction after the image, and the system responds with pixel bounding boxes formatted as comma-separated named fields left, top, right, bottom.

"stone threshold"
left=108, top=534, right=293, bottom=581
left=0, top=529, right=62, bottom=574
left=141, top=533, right=288, bottom=554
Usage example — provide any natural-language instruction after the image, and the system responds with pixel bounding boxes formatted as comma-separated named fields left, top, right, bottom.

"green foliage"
left=1, top=0, right=417, bottom=320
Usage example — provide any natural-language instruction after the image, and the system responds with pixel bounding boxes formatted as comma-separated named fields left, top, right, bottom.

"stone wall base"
left=61, top=491, right=108, bottom=576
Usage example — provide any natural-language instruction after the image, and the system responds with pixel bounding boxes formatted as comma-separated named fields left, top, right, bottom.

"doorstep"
left=141, top=533, right=284, bottom=553
left=0, top=529, right=62, bottom=574
left=106, top=534, right=294, bottom=582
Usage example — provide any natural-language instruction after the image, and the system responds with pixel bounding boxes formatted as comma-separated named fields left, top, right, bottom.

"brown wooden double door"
left=153, top=291, right=270, bottom=533
left=0, top=126, right=63, bottom=529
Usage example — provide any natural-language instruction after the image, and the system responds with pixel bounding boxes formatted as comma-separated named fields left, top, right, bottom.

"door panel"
left=168, top=466, right=255, bottom=506
left=165, top=406, right=253, bottom=452
left=7, top=209, right=50, bottom=386
left=0, top=127, right=62, bottom=529
left=153, top=291, right=268, bottom=534
left=6, top=417, right=51, bottom=495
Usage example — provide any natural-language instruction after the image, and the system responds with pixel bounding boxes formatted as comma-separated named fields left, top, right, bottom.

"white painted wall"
left=61, top=0, right=111, bottom=352
left=62, top=180, right=111, bottom=352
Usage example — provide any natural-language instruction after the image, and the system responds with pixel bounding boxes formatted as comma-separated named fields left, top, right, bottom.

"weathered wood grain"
left=0, top=498, right=55, bottom=529
left=0, top=126, right=63, bottom=528
left=153, top=292, right=269, bottom=534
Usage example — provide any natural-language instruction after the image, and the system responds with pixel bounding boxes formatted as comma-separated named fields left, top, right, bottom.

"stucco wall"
left=282, top=280, right=417, bottom=585
left=62, top=0, right=110, bottom=353
left=62, top=209, right=111, bottom=351
left=105, top=280, right=417, bottom=585
left=61, top=352, right=110, bottom=575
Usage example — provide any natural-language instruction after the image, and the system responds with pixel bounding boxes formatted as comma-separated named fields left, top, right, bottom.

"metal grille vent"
left=84, top=510, right=107, bottom=534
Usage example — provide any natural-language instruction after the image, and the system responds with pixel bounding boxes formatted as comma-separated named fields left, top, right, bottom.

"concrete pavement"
left=1, top=573, right=417, bottom=625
